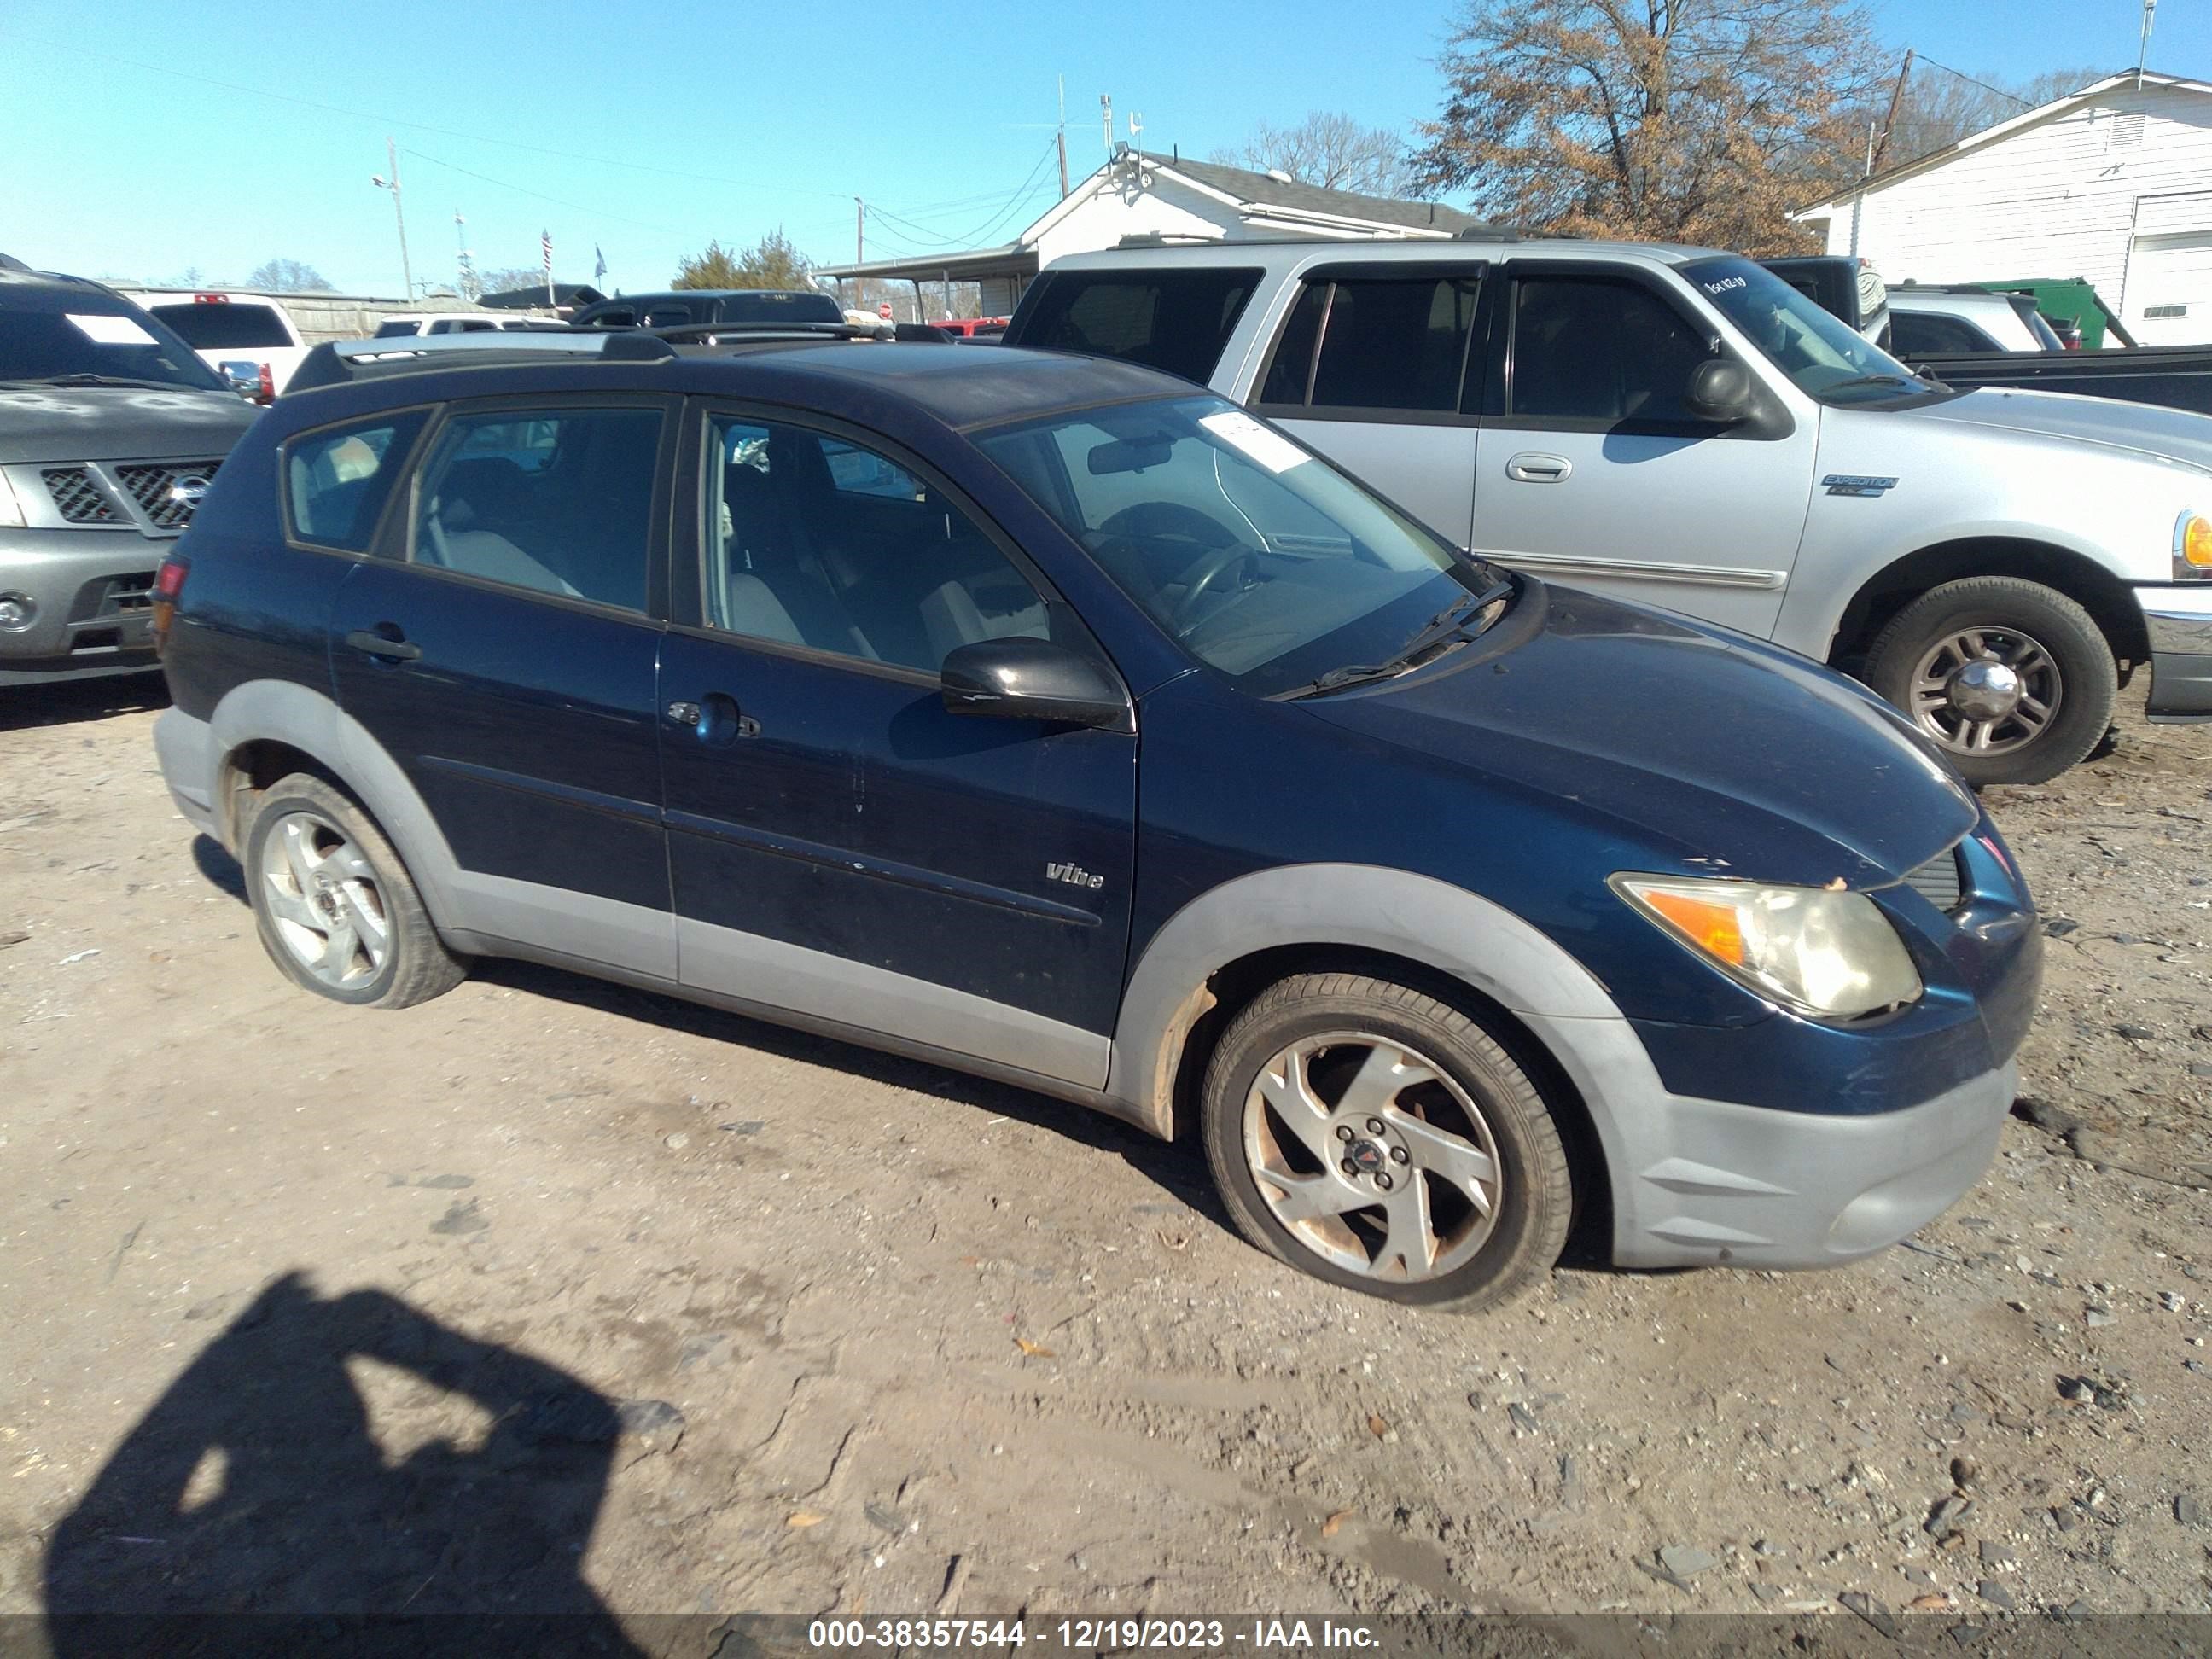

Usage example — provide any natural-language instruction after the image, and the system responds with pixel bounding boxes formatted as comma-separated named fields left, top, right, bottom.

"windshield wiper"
left=1282, top=577, right=1517, bottom=701
left=0, top=373, right=189, bottom=391
left=1824, top=373, right=1928, bottom=395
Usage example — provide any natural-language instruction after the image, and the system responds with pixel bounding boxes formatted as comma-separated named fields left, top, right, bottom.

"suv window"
left=1012, top=269, right=1260, bottom=384
left=285, top=412, right=429, bottom=552
left=0, top=300, right=224, bottom=391
left=373, top=319, right=422, bottom=338
left=1259, top=275, right=1481, bottom=413
left=1510, top=277, right=1711, bottom=423
left=1889, top=311, right=2003, bottom=355
left=146, top=301, right=291, bottom=350
left=411, top=407, right=663, bottom=611
left=703, top=415, right=1047, bottom=674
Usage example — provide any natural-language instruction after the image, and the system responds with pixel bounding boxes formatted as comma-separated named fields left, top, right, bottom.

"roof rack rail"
left=287, top=330, right=632, bottom=393
left=643, top=319, right=896, bottom=342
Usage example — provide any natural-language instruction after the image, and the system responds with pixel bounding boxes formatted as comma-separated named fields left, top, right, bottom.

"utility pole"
left=370, top=137, right=414, bottom=300
left=1056, top=75, right=1069, bottom=196
left=1869, top=50, right=1913, bottom=173
left=1848, top=121, right=1876, bottom=259
left=855, top=197, right=865, bottom=265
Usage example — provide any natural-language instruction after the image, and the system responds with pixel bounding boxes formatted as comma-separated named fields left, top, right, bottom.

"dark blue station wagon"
left=150, top=329, right=2041, bottom=1310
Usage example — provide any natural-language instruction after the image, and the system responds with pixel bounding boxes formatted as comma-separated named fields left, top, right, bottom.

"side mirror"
left=940, top=637, right=1127, bottom=730
left=218, top=359, right=271, bottom=405
left=1685, top=358, right=1755, bottom=424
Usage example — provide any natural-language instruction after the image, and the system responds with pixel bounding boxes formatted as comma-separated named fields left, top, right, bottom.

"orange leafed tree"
left=1408, top=0, right=1885, bottom=253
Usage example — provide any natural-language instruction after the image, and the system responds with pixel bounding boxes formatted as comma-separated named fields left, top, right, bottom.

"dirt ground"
left=1, top=674, right=2208, bottom=1633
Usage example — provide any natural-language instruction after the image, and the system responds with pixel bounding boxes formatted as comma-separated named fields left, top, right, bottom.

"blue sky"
left=0, top=0, right=2200, bottom=298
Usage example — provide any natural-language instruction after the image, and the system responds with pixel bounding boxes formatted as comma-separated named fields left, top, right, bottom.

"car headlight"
left=1610, top=874, right=1923, bottom=1019
left=2177, top=511, right=2212, bottom=579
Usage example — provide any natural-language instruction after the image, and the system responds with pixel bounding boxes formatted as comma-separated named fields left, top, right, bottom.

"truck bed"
left=1903, top=345, right=2212, bottom=417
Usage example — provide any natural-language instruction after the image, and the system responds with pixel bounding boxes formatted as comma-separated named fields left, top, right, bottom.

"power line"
left=864, top=141, right=1060, bottom=248
left=399, top=149, right=690, bottom=237
left=1909, top=56, right=2039, bottom=110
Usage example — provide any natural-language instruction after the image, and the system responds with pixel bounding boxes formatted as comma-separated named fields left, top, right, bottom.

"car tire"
left=1200, top=972, right=1574, bottom=1313
left=1865, top=577, right=2116, bottom=786
left=242, top=772, right=465, bottom=1009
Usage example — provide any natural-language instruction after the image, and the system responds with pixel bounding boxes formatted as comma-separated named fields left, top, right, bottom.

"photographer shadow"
left=44, top=1272, right=643, bottom=1651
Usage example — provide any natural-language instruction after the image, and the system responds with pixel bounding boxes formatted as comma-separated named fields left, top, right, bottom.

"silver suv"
left=1005, top=240, right=2212, bottom=784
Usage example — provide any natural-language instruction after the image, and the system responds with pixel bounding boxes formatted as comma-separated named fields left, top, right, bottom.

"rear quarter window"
left=283, top=411, right=430, bottom=552
left=1010, top=269, right=1260, bottom=384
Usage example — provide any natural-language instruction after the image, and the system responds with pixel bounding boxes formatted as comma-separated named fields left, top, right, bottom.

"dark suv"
left=1, top=266, right=257, bottom=684
left=569, top=289, right=843, bottom=329
left=150, top=329, right=2040, bottom=1310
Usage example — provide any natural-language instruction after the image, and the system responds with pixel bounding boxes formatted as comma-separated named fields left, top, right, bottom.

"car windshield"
left=975, top=394, right=1499, bottom=696
left=1682, top=256, right=1934, bottom=405
left=0, top=298, right=227, bottom=391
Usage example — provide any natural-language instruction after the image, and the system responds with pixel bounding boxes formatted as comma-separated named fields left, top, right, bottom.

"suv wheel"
left=1201, top=973, right=1574, bottom=1312
left=1865, top=577, right=2116, bottom=786
left=242, top=773, right=465, bottom=1008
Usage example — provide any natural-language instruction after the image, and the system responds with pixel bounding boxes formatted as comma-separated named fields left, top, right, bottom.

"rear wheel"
left=1865, top=577, right=2115, bottom=786
left=1201, top=973, right=1574, bottom=1312
left=242, top=773, right=464, bottom=1009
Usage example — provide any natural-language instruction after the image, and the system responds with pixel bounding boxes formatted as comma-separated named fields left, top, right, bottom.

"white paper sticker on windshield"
left=1200, top=410, right=1309, bottom=474
left=67, top=313, right=159, bottom=346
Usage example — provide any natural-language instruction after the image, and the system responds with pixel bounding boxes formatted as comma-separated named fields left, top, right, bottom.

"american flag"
left=540, top=229, right=552, bottom=273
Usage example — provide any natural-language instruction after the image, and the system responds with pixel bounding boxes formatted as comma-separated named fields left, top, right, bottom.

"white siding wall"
left=1819, top=82, right=2212, bottom=309
left=1032, top=178, right=1246, bottom=269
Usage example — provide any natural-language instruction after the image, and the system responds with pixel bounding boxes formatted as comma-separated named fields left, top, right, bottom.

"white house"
left=1795, top=71, right=2212, bottom=346
left=821, top=147, right=1487, bottom=319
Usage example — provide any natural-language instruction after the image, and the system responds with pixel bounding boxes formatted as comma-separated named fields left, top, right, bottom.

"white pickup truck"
left=1004, top=241, right=2212, bottom=784
left=116, top=290, right=310, bottom=403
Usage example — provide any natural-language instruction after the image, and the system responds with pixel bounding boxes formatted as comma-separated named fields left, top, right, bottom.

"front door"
left=1470, top=265, right=1819, bottom=637
left=1249, top=264, right=1487, bottom=547
left=329, top=397, right=678, bottom=976
left=657, top=408, right=1138, bottom=1089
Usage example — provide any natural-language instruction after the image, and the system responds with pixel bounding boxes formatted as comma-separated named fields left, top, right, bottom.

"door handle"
left=675, top=692, right=759, bottom=744
left=1505, top=453, right=1573, bottom=483
left=344, top=626, right=421, bottom=661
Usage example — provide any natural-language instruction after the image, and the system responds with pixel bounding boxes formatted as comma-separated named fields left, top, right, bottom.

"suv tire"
left=1865, top=577, right=2116, bottom=786
left=1201, top=973, right=1573, bottom=1312
left=242, top=773, right=466, bottom=1009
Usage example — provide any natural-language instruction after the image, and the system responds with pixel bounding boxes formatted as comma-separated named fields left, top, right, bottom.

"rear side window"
left=411, top=406, right=663, bottom=612
left=1258, top=275, right=1482, bottom=414
left=1012, top=269, right=1260, bottom=384
left=148, top=301, right=290, bottom=350
left=1888, top=311, right=2002, bottom=355
left=373, top=319, right=422, bottom=338
left=1509, top=277, right=1711, bottom=424
left=285, top=412, right=429, bottom=552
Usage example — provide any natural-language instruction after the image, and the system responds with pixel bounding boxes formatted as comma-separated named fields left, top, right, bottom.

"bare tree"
left=244, top=259, right=333, bottom=293
left=1409, top=0, right=1884, bottom=253
left=477, top=266, right=550, bottom=296
left=1213, top=112, right=1409, bottom=195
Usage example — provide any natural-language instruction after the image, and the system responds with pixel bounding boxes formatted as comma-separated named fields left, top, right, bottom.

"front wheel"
left=1201, top=973, right=1574, bottom=1313
left=1864, top=576, right=2116, bottom=786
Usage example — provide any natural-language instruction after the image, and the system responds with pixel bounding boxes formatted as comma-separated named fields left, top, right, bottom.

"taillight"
left=256, top=362, right=275, bottom=404
left=150, top=556, right=189, bottom=653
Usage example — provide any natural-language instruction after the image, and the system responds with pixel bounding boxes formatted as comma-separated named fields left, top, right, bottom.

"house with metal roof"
left=820, top=145, right=1488, bottom=318
left=1793, top=71, right=2212, bottom=346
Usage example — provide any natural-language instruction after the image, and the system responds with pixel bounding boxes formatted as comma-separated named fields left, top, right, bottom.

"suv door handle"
left=673, top=692, right=759, bottom=744
left=344, top=626, right=421, bottom=661
left=1505, top=453, right=1572, bottom=483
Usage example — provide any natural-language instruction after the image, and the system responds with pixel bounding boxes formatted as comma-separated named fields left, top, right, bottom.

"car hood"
left=0, top=385, right=257, bottom=463
left=1304, top=585, right=1980, bottom=888
left=1900, top=384, right=2212, bottom=475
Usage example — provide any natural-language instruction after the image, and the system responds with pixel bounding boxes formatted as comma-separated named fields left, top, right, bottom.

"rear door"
left=1246, top=263, right=1486, bottom=546
left=1468, top=261, right=1818, bottom=636
left=656, top=403, right=1137, bottom=1087
left=329, top=394, right=679, bottom=976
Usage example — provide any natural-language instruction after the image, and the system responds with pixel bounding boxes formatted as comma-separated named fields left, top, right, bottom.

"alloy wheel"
left=1242, top=1032, right=1503, bottom=1282
left=259, top=811, right=390, bottom=990
left=1907, top=625, right=2063, bottom=757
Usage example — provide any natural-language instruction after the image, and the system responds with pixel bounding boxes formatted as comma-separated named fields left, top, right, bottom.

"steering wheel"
left=1097, top=504, right=1258, bottom=637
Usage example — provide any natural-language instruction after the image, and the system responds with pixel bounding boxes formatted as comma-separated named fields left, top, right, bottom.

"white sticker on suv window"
left=67, top=313, right=158, bottom=346
left=1199, top=410, right=1309, bottom=474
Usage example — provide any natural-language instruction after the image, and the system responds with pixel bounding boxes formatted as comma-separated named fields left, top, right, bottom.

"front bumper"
left=0, top=527, right=164, bottom=684
left=2139, top=582, right=2212, bottom=723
